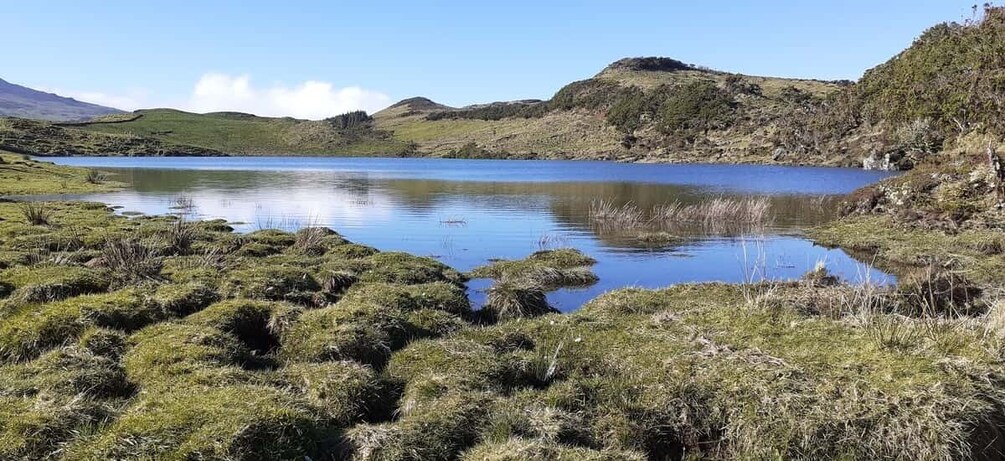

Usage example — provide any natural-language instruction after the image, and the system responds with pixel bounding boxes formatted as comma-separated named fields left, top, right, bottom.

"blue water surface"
left=45, top=157, right=898, bottom=311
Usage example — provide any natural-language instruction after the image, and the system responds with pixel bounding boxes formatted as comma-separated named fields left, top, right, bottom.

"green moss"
left=246, top=228, right=297, bottom=247
left=68, top=385, right=339, bottom=460
left=222, top=265, right=322, bottom=305
left=6, top=232, right=85, bottom=252
left=470, top=249, right=598, bottom=291
left=160, top=257, right=223, bottom=284
left=462, top=438, right=645, bottom=461
left=78, top=327, right=128, bottom=359
left=274, top=361, right=390, bottom=424
left=358, top=252, right=467, bottom=285
left=2, top=265, right=109, bottom=303
left=387, top=339, right=532, bottom=414
left=148, top=281, right=220, bottom=317
left=406, top=309, right=469, bottom=338
left=123, top=322, right=253, bottom=389
left=326, top=242, right=379, bottom=259
left=185, top=299, right=284, bottom=352
left=281, top=303, right=410, bottom=367
left=233, top=241, right=280, bottom=257
left=343, top=392, right=493, bottom=461
left=78, top=288, right=166, bottom=331
left=0, top=152, right=124, bottom=196
left=0, top=251, right=32, bottom=270
left=0, top=291, right=152, bottom=362
left=340, top=281, right=471, bottom=316
left=472, top=249, right=596, bottom=279
left=0, top=346, right=131, bottom=398
left=0, top=394, right=119, bottom=461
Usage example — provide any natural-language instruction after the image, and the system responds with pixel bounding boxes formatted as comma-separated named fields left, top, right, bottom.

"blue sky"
left=4, top=0, right=978, bottom=118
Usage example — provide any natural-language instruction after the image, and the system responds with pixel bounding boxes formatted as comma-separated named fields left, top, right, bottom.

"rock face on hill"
left=0, top=78, right=123, bottom=122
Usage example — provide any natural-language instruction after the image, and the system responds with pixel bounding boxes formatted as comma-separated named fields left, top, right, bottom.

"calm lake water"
left=46, top=157, right=897, bottom=311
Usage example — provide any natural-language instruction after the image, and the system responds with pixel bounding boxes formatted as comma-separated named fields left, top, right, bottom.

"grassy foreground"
left=1, top=159, right=1004, bottom=459
left=0, top=151, right=123, bottom=196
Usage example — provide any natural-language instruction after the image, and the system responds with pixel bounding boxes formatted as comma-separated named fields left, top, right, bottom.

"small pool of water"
left=44, top=156, right=898, bottom=311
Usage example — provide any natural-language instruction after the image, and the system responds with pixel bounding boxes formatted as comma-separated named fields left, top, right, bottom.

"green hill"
left=374, top=58, right=849, bottom=164
left=0, top=117, right=220, bottom=157
left=74, top=109, right=414, bottom=156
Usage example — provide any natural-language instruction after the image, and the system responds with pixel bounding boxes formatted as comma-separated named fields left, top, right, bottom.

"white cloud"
left=185, top=73, right=392, bottom=119
left=42, top=74, right=392, bottom=119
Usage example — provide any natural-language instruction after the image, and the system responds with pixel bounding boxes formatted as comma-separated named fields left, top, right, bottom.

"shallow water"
left=46, top=157, right=898, bottom=311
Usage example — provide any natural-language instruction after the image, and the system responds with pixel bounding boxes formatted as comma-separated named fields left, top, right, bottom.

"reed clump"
left=101, top=237, right=163, bottom=287
left=84, top=169, right=108, bottom=184
left=589, top=196, right=773, bottom=236
left=18, top=202, right=52, bottom=226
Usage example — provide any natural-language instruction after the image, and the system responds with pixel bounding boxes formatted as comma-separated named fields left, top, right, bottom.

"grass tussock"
left=100, top=237, right=163, bottom=286
left=483, top=280, right=556, bottom=322
left=67, top=384, right=341, bottom=460
left=84, top=169, right=108, bottom=184
left=652, top=196, right=772, bottom=228
left=589, top=196, right=773, bottom=235
left=471, top=248, right=598, bottom=290
left=18, top=202, right=52, bottom=226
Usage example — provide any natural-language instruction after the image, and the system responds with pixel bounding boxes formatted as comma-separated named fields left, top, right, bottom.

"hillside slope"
left=374, top=59, right=849, bottom=164
left=74, top=109, right=414, bottom=156
left=0, top=117, right=220, bottom=157
left=773, top=6, right=1005, bottom=172
left=0, top=78, right=122, bottom=121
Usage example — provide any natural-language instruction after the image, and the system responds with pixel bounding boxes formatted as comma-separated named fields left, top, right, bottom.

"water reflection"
left=43, top=157, right=898, bottom=311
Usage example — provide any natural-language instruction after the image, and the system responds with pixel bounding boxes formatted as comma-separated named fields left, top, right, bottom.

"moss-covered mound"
left=366, top=284, right=1005, bottom=460
left=0, top=200, right=477, bottom=459
left=470, top=248, right=597, bottom=321
left=470, top=248, right=598, bottom=287
left=3, top=198, right=1005, bottom=459
left=67, top=385, right=340, bottom=460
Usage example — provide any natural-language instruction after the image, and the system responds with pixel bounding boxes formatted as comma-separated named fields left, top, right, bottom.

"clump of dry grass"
left=588, top=200, right=645, bottom=227
left=802, top=260, right=840, bottom=287
left=483, top=280, right=555, bottom=321
left=19, top=202, right=52, bottom=226
left=897, top=265, right=984, bottom=317
left=588, top=197, right=773, bottom=236
left=652, top=197, right=772, bottom=230
left=85, top=169, right=108, bottom=184
left=292, top=226, right=334, bottom=255
left=101, top=237, right=163, bottom=286
left=320, top=270, right=358, bottom=296
left=164, top=219, right=197, bottom=255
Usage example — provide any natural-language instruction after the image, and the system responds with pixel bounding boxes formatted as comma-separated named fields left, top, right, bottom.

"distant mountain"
left=0, top=78, right=123, bottom=121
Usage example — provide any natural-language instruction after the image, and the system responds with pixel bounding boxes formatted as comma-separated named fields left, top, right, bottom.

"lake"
left=45, top=157, right=898, bottom=311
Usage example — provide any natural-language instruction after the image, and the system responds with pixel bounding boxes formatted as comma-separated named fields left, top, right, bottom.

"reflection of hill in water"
left=109, top=168, right=844, bottom=251
left=373, top=180, right=843, bottom=248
